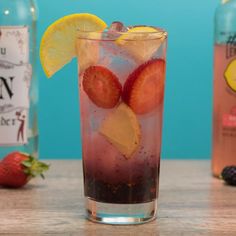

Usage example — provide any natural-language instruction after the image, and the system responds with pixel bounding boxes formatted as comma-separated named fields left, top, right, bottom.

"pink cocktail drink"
left=77, top=25, right=167, bottom=224
left=39, top=12, right=167, bottom=224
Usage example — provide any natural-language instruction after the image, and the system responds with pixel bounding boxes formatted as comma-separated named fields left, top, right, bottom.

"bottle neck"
left=0, top=0, right=37, bottom=26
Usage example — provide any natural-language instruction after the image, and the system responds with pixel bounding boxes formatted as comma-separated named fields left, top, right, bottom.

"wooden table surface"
left=0, top=160, right=236, bottom=235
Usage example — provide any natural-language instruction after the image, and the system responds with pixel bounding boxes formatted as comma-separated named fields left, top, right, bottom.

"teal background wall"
left=38, top=0, right=219, bottom=159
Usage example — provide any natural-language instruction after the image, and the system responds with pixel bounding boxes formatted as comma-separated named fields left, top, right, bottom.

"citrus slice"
left=40, top=13, right=107, bottom=78
left=116, top=26, right=166, bottom=63
left=99, top=103, right=141, bottom=159
left=225, top=59, right=236, bottom=92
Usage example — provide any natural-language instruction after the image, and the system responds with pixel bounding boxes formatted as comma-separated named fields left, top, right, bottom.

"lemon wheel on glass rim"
left=40, top=13, right=107, bottom=78
left=116, top=26, right=166, bottom=62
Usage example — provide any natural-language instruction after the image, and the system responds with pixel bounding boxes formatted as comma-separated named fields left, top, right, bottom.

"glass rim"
left=77, top=25, right=167, bottom=41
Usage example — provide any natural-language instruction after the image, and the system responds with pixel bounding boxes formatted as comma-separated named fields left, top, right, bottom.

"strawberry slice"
left=122, top=59, right=166, bottom=114
left=82, top=66, right=122, bottom=108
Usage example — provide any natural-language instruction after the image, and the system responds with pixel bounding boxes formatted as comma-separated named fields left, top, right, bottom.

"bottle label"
left=222, top=107, right=236, bottom=137
left=0, top=26, right=31, bottom=146
left=224, top=34, right=236, bottom=93
left=226, top=34, right=236, bottom=60
left=224, top=59, right=236, bottom=92
left=223, top=114, right=236, bottom=127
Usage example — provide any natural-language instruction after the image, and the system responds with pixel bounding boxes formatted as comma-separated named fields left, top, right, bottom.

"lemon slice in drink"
left=40, top=13, right=107, bottom=78
left=99, top=103, right=141, bottom=159
left=225, top=59, right=236, bottom=92
left=116, top=26, right=166, bottom=62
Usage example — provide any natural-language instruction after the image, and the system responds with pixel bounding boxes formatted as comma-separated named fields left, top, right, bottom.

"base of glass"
left=85, top=198, right=158, bottom=225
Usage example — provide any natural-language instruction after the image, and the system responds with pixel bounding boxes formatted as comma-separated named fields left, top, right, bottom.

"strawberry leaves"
left=22, top=155, right=50, bottom=179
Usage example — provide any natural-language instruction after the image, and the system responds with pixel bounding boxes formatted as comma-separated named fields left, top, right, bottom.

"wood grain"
left=0, top=160, right=236, bottom=235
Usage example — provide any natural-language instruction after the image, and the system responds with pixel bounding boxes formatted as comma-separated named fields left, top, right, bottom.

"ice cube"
left=106, top=21, right=128, bottom=40
left=108, top=21, right=128, bottom=33
left=100, top=22, right=135, bottom=65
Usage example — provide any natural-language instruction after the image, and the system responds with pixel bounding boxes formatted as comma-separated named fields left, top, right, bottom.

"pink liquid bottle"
left=212, top=0, right=236, bottom=177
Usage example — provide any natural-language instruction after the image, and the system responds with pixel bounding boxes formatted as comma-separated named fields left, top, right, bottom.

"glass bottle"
left=0, top=0, right=38, bottom=159
left=212, top=0, right=236, bottom=177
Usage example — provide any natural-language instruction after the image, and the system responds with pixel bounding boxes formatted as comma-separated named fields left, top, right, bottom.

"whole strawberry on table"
left=0, top=152, right=49, bottom=188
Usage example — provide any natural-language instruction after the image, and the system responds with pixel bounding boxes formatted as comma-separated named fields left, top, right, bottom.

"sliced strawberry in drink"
left=82, top=66, right=122, bottom=108
left=122, top=59, right=166, bottom=114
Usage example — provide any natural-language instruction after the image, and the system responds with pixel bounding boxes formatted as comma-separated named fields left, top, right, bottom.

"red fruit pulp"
left=123, top=59, right=166, bottom=114
left=83, top=65, right=122, bottom=109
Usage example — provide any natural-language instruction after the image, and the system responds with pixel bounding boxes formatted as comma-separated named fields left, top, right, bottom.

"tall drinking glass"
left=77, top=25, right=167, bottom=224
